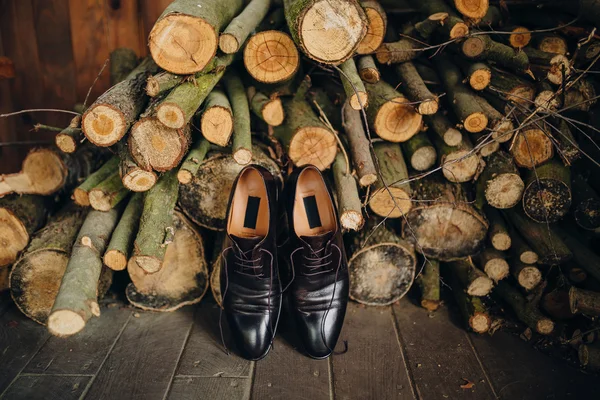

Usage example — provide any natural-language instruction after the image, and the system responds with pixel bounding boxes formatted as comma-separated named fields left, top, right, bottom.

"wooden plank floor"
left=1, top=295, right=599, bottom=400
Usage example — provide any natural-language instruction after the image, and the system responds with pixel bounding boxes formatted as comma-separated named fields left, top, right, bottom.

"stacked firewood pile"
left=2, top=0, right=600, bottom=369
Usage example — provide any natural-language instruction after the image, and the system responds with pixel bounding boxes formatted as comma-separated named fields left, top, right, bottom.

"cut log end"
left=262, top=98, right=285, bottom=126
left=233, top=148, right=253, bottom=165
left=356, top=6, right=385, bottom=55
left=462, top=37, right=486, bottom=58
left=411, top=146, right=437, bottom=172
left=289, top=127, right=337, bottom=170
left=444, top=128, right=463, bottom=147
left=518, top=265, right=542, bottom=290
left=133, top=256, right=162, bottom=274
left=103, top=250, right=128, bottom=271
left=47, top=309, right=86, bottom=337
left=375, top=97, right=422, bottom=142
left=491, top=232, right=511, bottom=251
left=454, top=0, right=489, bottom=19
left=520, top=251, right=539, bottom=265
left=359, top=67, right=380, bottom=84
left=244, top=31, right=299, bottom=84
left=470, top=313, right=491, bottom=333
left=146, top=77, right=161, bottom=97
left=479, top=140, right=500, bottom=157
left=417, top=99, right=439, bottom=116
left=575, top=199, right=600, bottom=231
left=511, top=129, right=554, bottom=169
left=492, top=119, right=515, bottom=143
left=177, top=170, right=193, bottom=185
left=421, top=299, right=441, bottom=312
left=537, top=319, right=555, bottom=335
left=340, top=210, right=364, bottom=231
left=149, top=14, right=217, bottom=74
left=55, top=134, right=77, bottom=154
left=469, top=69, right=492, bottom=91
left=0, top=209, right=29, bottom=266
left=201, top=106, right=234, bottom=147
left=130, top=119, right=189, bottom=172
left=468, top=276, right=494, bottom=297
left=523, top=179, right=571, bottom=223
left=463, top=112, right=488, bottom=133
left=82, top=105, right=126, bottom=146
left=72, top=188, right=90, bottom=206
left=484, top=259, right=509, bottom=282
left=509, top=27, right=531, bottom=49
left=449, top=23, right=469, bottom=39
left=370, top=187, right=412, bottom=218
left=3, top=149, right=67, bottom=196
left=122, top=169, right=158, bottom=192
left=298, top=0, right=366, bottom=64
left=219, top=33, right=240, bottom=54
left=156, top=103, right=186, bottom=130
left=359, top=174, right=378, bottom=187
left=349, top=92, right=369, bottom=110
left=485, top=173, right=524, bottom=209
left=88, top=190, right=116, bottom=212
left=547, top=55, right=570, bottom=85
left=442, top=150, right=480, bottom=183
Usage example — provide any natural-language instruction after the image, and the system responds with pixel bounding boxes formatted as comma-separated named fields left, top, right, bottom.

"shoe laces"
left=232, top=245, right=264, bottom=278
left=301, top=243, right=334, bottom=276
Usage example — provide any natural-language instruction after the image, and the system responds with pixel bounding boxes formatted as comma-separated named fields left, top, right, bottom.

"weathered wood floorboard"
left=168, top=376, right=250, bottom=400
left=332, top=303, right=415, bottom=400
left=1, top=375, right=90, bottom=400
left=83, top=308, right=194, bottom=400
left=393, top=299, right=496, bottom=400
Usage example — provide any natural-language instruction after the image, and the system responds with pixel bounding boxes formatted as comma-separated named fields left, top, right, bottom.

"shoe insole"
left=293, top=168, right=336, bottom=237
left=228, top=168, right=269, bottom=238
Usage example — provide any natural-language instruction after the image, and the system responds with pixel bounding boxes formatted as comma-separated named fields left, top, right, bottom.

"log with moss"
left=524, top=47, right=570, bottom=85
left=243, top=30, right=300, bottom=84
left=283, top=0, right=367, bottom=65
left=0, top=195, right=48, bottom=267
left=477, top=151, right=524, bottom=209
left=434, top=55, right=488, bottom=133
left=494, top=280, right=554, bottom=335
left=534, top=34, right=568, bottom=55
left=127, top=211, right=208, bottom=311
left=424, top=113, right=462, bottom=146
left=507, top=222, right=539, bottom=264
left=356, top=0, right=387, bottom=54
left=342, top=101, right=377, bottom=186
left=103, top=193, right=144, bottom=271
left=487, top=67, right=535, bottom=109
left=10, top=203, right=89, bottom=325
left=522, top=159, right=571, bottom=223
left=476, top=248, right=509, bottom=283
left=89, top=172, right=129, bottom=212
left=273, top=96, right=337, bottom=170
left=0, top=145, right=107, bottom=198
left=375, top=37, right=421, bottom=65
left=156, top=55, right=232, bottom=130
left=405, top=0, right=469, bottom=39
left=505, top=208, right=571, bottom=265
left=200, top=89, right=234, bottom=147
left=510, top=126, right=554, bottom=169
left=348, top=218, right=416, bottom=306
left=476, top=96, right=514, bottom=143
left=82, top=57, right=158, bottom=146
left=447, top=258, right=493, bottom=297
left=148, top=0, right=243, bottom=74
left=416, top=259, right=441, bottom=311
left=225, top=71, right=253, bottom=165
left=47, top=205, right=123, bottom=337
left=130, top=170, right=179, bottom=274
left=339, top=58, right=368, bottom=110
left=395, top=61, right=439, bottom=115
left=451, top=274, right=491, bottom=333
left=219, top=0, right=271, bottom=54
left=357, top=55, right=380, bottom=83
left=572, top=174, right=600, bottom=231
left=402, top=131, right=437, bottom=172
left=178, top=148, right=282, bottom=230
left=72, top=156, right=119, bottom=206
left=432, top=133, right=481, bottom=183
left=569, top=287, right=600, bottom=316
left=414, top=12, right=449, bottom=40
left=512, top=260, right=542, bottom=291
left=459, top=61, right=492, bottom=91
left=247, top=88, right=285, bottom=127
left=332, top=152, right=364, bottom=231
left=486, top=206, right=511, bottom=251
left=461, top=34, right=530, bottom=73
left=177, top=139, right=211, bottom=185
left=404, top=174, right=488, bottom=261
left=364, top=80, right=422, bottom=142
left=368, top=142, right=412, bottom=219
left=118, top=141, right=157, bottom=192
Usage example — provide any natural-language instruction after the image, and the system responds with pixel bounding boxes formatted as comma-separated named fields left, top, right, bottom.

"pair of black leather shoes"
left=220, top=164, right=349, bottom=361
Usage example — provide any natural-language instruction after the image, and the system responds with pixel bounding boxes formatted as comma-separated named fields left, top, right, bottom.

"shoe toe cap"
left=228, top=313, right=275, bottom=361
left=296, top=307, right=346, bottom=359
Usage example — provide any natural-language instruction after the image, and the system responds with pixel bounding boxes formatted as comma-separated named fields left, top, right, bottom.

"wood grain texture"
left=168, top=376, right=250, bottom=400
left=23, top=304, right=131, bottom=375
left=1, top=375, right=90, bottom=400
left=32, top=0, right=77, bottom=128
left=470, top=330, right=600, bottom=398
left=83, top=308, right=194, bottom=400
left=0, top=306, right=50, bottom=394
left=176, top=303, right=251, bottom=378
left=332, top=303, right=415, bottom=400
left=392, top=300, right=496, bottom=400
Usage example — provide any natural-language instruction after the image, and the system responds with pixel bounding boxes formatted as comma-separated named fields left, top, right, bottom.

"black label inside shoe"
left=303, top=195, right=322, bottom=229
left=243, top=196, right=261, bottom=229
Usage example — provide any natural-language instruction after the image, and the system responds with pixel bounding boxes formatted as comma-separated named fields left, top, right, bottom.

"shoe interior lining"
left=293, top=168, right=336, bottom=237
left=228, top=168, right=269, bottom=238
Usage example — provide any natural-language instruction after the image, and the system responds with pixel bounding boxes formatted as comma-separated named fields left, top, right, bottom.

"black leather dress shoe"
left=285, top=165, right=349, bottom=359
left=220, top=165, right=282, bottom=361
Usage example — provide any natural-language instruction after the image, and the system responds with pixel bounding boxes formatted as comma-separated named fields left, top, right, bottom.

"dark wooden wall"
left=0, top=0, right=172, bottom=173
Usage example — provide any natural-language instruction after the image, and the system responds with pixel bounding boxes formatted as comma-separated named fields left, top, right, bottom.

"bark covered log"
left=342, top=101, right=377, bottom=186
left=224, top=71, right=253, bottom=165
left=570, top=287, right=600, bottom=316
left=424, top=113, right=462, bottom=146
left=104, top=193, right=144, bottom=271
left=476, top=248, right=509, bottom=283
left=247, top=88, right=285, bottom=127
left=485, top=206, right=511, bottom=251
left=495, top=280, right=554, bottom=335
left=369, top=142, right=412, bottom=218
left=72, top=156, right=119, bottom=206
left=511, top=260, right=542, bottom=291
left=476, top=151, right=524, bottom=209
left=554, top=226, right=600, bottom=283
left=55, top=116, right=82, bottom=154
left=177, top=139, right=211, bottom=185
left=434, top=134, right=481, bottom=183
left=88, top=172, right=129, bottom=212
left=357, top=55, right=380, bottom=83
left=417, top=259, right=441, bottom=311
left=462, top=34, right=530, bottom=73
left=402, top=131, right=437, bottom=172
left=451, top=273, right=492, bottom=333
left=395, top=61, right=439, bottom=115
left=118, top=141, right=158, bottom=192
left=447, top=258, right=493, bottom=297
left=219, top=0, right=272, bottom=54
left=332, top=152, right=364, bottom=231
left=339, top=58, right=368, bottom=110
left=200, top=89, right=234, bottom=147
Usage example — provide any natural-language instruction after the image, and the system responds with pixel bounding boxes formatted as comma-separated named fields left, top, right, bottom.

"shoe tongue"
left=231, top=234, right=263, bottom=253
left=300, top=231, right=334, bottom=251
